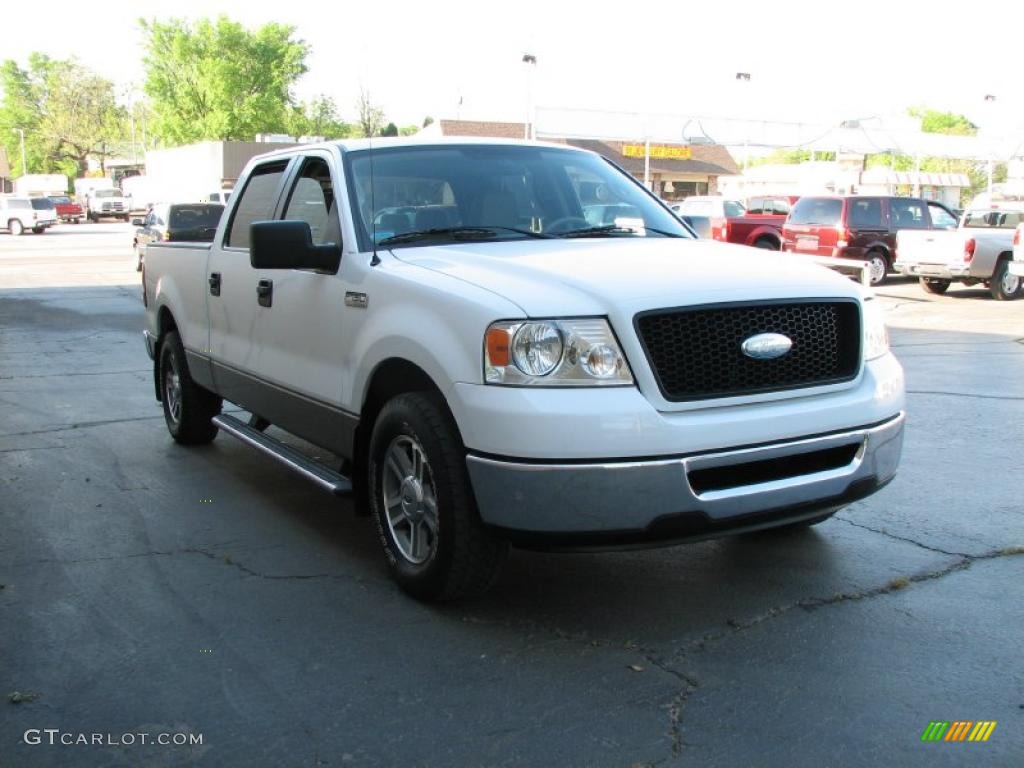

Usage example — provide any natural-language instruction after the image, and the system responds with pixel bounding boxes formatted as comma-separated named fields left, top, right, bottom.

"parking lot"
left=1, top=223, right=1022, bottom=767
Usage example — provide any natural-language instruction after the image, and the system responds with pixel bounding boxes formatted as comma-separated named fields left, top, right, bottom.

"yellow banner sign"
left=622, top=144, right=693, bottom=159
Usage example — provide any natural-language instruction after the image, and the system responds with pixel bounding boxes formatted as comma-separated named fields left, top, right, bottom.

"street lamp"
left=983, top=94, right=997, bottom=196
left=736, top=73, right=752, bottom=169
left=522, top=53, right=537, bottom=140
left=12, top=127, right=26, bottom=176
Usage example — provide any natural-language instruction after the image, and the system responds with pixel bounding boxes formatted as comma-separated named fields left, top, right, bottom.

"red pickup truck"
left=48, top=195, right=83, bottom=224
left=671, top=196, right=796, bottom=250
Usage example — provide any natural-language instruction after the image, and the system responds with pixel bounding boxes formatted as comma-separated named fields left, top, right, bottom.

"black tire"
left=369, top=392, right=507, bottom=601
left=990, top=260, right=1022, bottom=301
left=134, top=244, right=142, bottom=272
left=754, top=237, right=778, bottom=250
left=32, top=226, right=44, bottom=234
left=867, top=250, right=889, bottom=286
left=9, top=219, right=23, bottom=236
left=919, top=277, right=950, bottom=295
left=158, top=330, right=221, bottom=444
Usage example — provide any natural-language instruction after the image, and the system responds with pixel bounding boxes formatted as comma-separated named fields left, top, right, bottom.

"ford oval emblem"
left=741, top=333, right=792, bottom=360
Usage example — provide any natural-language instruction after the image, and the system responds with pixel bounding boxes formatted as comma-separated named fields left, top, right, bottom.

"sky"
left=4, top=0, right=1024, bottom=141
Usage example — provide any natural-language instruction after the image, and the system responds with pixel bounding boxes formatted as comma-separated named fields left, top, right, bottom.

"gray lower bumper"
left=895, top=263, right=970, bottom=280
left=466, top=413, right=904, bottom=538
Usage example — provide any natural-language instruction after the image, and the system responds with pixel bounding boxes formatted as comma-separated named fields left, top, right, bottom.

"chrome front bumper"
left=466, top=413, right=904, bottom=543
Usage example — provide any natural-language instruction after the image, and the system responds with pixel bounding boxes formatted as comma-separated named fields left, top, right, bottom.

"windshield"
left=169, top=204, right=224, bottom=229
left=94, top=189, right=121, bottom=198
left=345, top=144, right=692, bottom=250
left=962, top=209, right=1024, bottom=229
left=30, top=198, right=55, bottom=210
left=50, top=196, right=71, bottom=204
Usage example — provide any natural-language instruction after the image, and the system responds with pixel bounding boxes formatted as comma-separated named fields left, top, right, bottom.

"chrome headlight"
left=863, top=299, right=890, bottom=360
left=485, top=318, right=634, bottom=386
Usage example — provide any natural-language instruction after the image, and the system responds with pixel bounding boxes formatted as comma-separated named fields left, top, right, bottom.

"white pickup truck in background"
left=142, top=138, right=905, bottom=600
left=895, top=205, right=1024, bottom=300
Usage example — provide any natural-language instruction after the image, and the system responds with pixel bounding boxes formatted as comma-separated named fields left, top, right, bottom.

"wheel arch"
left=152, top=306, right=179, bottom=401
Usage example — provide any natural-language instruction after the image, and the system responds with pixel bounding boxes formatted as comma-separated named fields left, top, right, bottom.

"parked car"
left=1010, top=223, right=1024, bottom=279
left=207, top=189, right=233, bottom=204
left=673, top=196, right=790, bottom=250
left=781, top=196, right=959, bottom=285
left=86, top=187, right=131, bottom=222
left=49, top=195, right=84, bottom=224
left=133, top=202, right=225, bottom=271
left=895, top=205, right=1024, bottom=300
left=746, top=195, right=799, bottom=215
left=679, top=214, right=712, bottom=238
left=0, top=196, right=57, bottom=235
left=142, top=138, right=904, bottom=601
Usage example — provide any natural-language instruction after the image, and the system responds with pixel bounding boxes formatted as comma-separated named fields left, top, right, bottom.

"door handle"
left=257, top=279, right=273, bottom=308
left=208, top=272, right=221, bottom=296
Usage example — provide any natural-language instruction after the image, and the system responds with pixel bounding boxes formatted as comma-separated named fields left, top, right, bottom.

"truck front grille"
left=635, top=300, right=861, bottom=401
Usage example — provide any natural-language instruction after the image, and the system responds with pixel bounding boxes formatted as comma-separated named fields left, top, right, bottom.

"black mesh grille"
left=635, top=300, right=861, bottom=401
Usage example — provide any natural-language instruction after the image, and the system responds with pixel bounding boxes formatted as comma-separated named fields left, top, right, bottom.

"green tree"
left=355, top=87, right=385, bottom=138
left=285, top=95, right=352, bottom=139
left=0, top=54, right=126, bottom=178
left=908, top=107, right=977, bottom=136
left=380, top=122, right=399, bottom=137
left=139, top=16, right=309, bottom=144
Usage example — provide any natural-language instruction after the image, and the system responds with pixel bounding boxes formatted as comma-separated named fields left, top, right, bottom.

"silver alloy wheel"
left=164, top=360, right=182, bottom=425
left=381, top=435, right=438, bottom=565
left=869, top=254, right=886, bottom=284
left=1001, top=269, right=1020, bottom=296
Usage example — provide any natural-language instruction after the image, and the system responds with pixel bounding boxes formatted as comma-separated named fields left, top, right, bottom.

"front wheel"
left=32, top=226, right=44, bottom=234
left=920, top=277, right=950, bottom=295
left=990, top=260, right=1022, bottom=301
left=369, top=392, right=507, bottom=601
left=9, top=219, right=23, bottom=236
left=158, top=330, right=221, bottom=444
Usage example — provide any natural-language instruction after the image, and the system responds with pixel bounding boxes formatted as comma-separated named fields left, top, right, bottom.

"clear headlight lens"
left=863, top=299, right=890, bottom=360
left=485, top=318, right=633, bottom=386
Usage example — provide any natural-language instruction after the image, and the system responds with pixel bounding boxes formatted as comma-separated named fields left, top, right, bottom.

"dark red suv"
left=781, top=196, right=958, bottom=285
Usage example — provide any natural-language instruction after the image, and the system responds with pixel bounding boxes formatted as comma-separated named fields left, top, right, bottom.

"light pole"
left=736, top=72, right=751, bottom=170
left=522, top=54, right=537, bottom=140
left=984, top=94, right=997, bottom=196
left=12, top=127, right=26, bottom=176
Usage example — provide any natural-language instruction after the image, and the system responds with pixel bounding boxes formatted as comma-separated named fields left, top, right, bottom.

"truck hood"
left=391, top=238, right=861, bottom=316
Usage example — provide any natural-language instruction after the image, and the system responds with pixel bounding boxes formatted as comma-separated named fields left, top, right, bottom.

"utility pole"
left=522, top=54, right=537, bottom=140
left=12, top=128, right=27, bottom=175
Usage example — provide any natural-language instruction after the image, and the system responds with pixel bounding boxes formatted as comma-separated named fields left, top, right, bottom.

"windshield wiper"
left=378, top=226, right=553, bottom=245
left=552, top=224, right=685, bottom=238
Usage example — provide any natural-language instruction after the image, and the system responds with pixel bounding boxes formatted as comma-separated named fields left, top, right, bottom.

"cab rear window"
left=789, top=198, right=841, bottom=226
left=963, top=209, right=1024, bottom=229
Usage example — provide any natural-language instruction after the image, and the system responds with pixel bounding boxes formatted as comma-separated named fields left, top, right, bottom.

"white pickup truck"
left=85, top=187, right=131, bottom=222
left=895, top=205, right=1024, bottom=300
left=142, top=138, right=905, bottom=600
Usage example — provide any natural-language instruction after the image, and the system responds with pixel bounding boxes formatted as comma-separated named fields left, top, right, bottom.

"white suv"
left=0, top=196, right=58, bottom=235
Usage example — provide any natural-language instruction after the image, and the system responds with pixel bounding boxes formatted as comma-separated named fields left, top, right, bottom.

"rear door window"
left=225, top=160, right=290, bottom=248
left=927, top=203, right=958, bottom=229
left=848, top=198, right=884, bottom=228
left=788, top=198, right=842, bottom=226
left=890, top=198, right=928, bottom=229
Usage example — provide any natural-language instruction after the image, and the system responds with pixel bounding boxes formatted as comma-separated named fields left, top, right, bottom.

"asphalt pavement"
left=1, top=224, right=1022, bottom=767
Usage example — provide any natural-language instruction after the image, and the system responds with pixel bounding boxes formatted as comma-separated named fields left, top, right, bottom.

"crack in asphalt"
left=906, top=389, right=1024, bottom=401
left=833, top=515, right=973, bottom=558
left=0, top=414, right=165, bottom=438
left=7, top=545, right=368, bottom=584
left=0, top=369, right=149, bottom=381
left=639, top=650, right=700, bottom=759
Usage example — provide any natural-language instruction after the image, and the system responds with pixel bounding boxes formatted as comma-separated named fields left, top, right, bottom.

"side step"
left=212, top=414, right=353, bottom=496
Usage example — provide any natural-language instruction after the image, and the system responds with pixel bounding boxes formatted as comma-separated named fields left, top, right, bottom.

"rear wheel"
left=919, top=277, right=950, bottom=295
left=158, top=330, right=221, bottom=444
left=32, top=226, right=44, bottom=234
left=753, top=237, right=778, bottom=250
left=9, top=219, right=23, bottom=236
left=369, top=392, right=507, bottom=601
left=990, top=260, right=1021, bottom=301
left=867, top=251, right=889, bottom=286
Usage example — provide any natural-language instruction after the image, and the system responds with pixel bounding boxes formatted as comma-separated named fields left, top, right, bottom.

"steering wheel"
left=543, top=216, right=590, bottom=234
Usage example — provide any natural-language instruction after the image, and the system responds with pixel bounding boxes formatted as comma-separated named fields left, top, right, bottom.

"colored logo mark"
left=921, top=721, right=996, bottom=742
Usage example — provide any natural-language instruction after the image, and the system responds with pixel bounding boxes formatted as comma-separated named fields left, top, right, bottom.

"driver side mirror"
left=250, top=220, right=341, bottom=272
